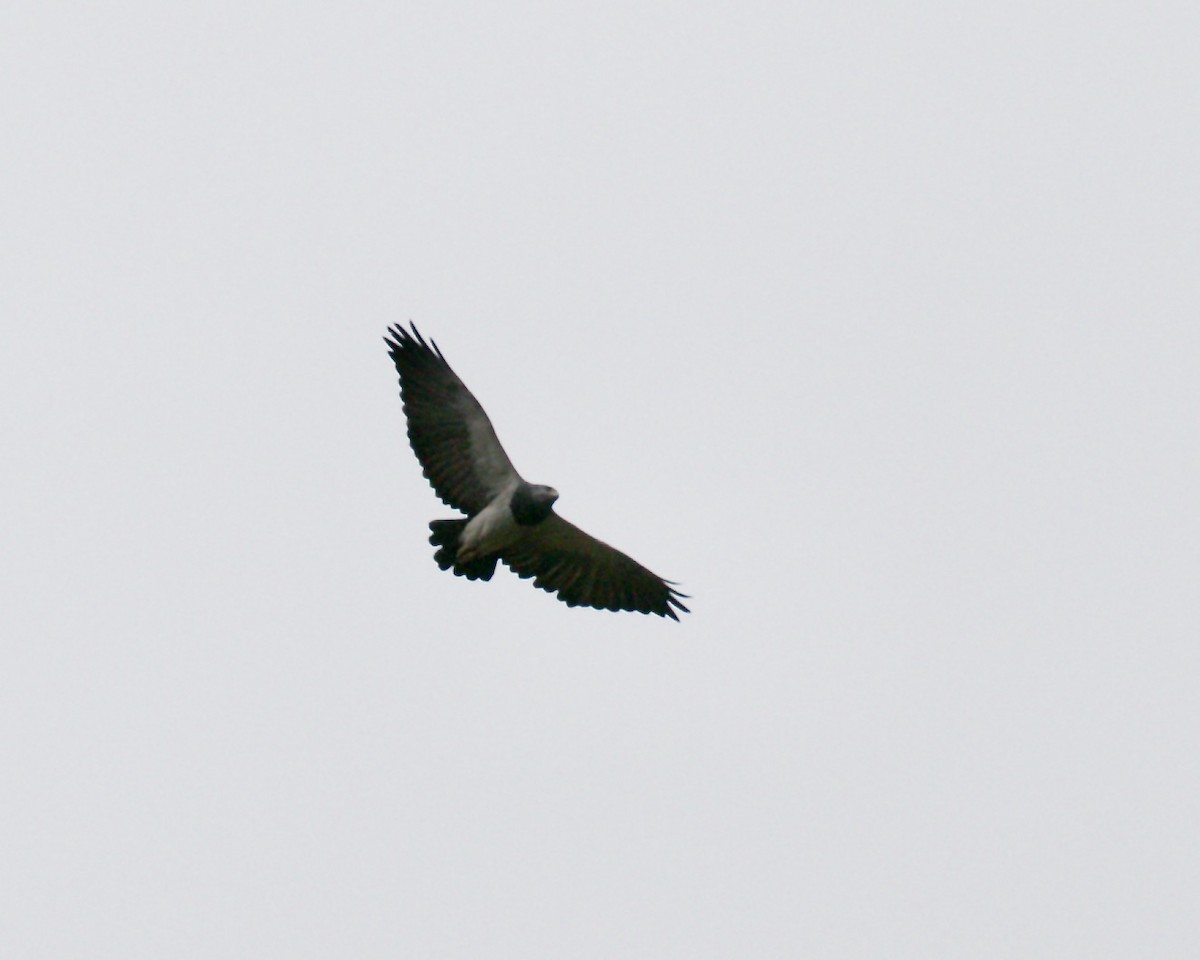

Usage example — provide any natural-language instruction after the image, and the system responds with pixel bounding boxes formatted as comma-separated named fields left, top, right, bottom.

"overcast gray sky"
left=4, top=1, right=1198, bottom=957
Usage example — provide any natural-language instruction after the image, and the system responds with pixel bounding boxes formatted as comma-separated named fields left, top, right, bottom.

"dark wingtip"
left=657, top=579, right=690, bottom=619
left=384, top=324, right=413, bottom=361
left=664, top=592, right=689, bottom=620
left=385, top=321, right=446, bottom=363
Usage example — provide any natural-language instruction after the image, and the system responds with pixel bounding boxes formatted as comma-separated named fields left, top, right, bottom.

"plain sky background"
left=4, top=2, right=1197, bottom=957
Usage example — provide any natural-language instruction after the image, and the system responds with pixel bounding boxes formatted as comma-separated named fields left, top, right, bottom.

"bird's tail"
left=428, top=519, right=498, bottom=581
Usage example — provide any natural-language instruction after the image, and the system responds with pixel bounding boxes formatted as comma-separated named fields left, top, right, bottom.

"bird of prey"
left=384, top=323, right=688, bottom=620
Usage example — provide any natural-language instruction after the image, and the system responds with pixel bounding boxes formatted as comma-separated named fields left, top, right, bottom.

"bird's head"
left=511, top=483, right=559, bottom=525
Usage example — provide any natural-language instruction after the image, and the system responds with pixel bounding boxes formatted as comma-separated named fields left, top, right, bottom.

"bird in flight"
left=384, top=324, right=688, bottom=620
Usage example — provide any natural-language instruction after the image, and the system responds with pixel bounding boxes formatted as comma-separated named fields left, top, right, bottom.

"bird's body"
left=384, top=324, right=688, bottom=619
left=457, top=485, right=522, bottom=562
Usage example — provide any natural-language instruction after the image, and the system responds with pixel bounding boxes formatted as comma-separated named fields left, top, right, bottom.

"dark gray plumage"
left=385, top=323, right=688, bottom=620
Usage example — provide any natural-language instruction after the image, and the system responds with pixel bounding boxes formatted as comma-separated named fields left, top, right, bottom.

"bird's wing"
left=385, top=323, right=520, bottom=514
left=501, top=513, right=689, bottom=620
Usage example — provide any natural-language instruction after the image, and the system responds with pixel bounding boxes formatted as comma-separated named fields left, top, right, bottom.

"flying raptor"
left=384, top=324, right=688, bottom=620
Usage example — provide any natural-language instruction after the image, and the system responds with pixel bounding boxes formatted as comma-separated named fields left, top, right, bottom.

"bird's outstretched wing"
left=385, top=323, right=520, bottom=514
left=501, top=514, right=690, bottom=620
